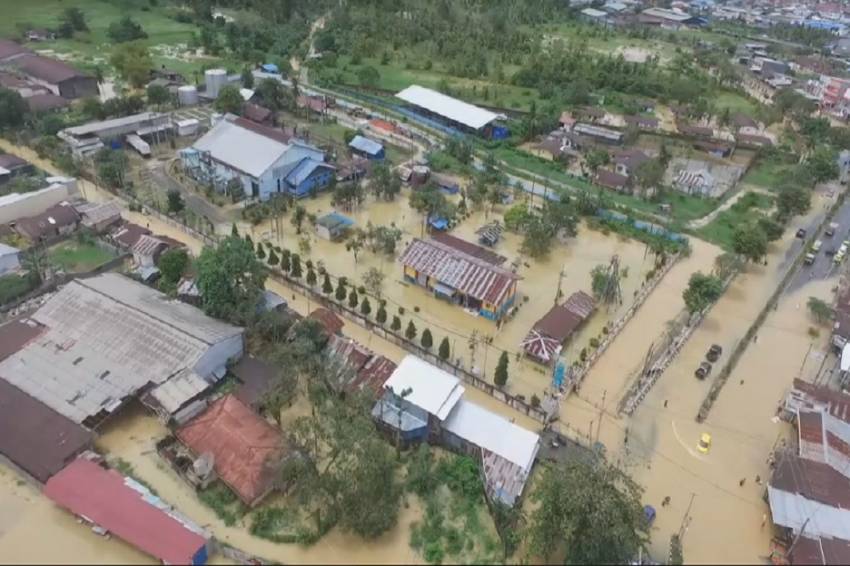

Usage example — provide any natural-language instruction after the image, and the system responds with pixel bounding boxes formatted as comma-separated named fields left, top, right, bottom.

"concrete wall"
left=0, top=184, right=73, bottom=224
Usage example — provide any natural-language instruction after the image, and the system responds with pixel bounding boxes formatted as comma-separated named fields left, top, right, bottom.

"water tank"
left=204, top=68, right=227, bottom=99
left=177, top=85, right=198, bottom=106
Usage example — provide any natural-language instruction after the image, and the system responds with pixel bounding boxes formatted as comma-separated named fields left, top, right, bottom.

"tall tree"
left=362, top=266, right=385, bottom=298
left=527, top=459, right=649, bottom=564
left=215, top=84, right=244, bottom=114
left=808, top=296, right=833, bottom=325
left=494, top=351, right=509, bottom=387
left=196, top=235, right=267, bottom=324
left=438, top=337, right=451, bottom=361
left=0, top=88, right=29, bottom=129
left=376, top=304, right=387, bottom=325
left=682, top=272, right=724, bottom=314
left=360, top=297, right=372, bottom=317
left=405, top=320, right=417, bottom=340
left=732, top=224, right=768, bottom=262
left=420, top=328, right=433, bottom=350
left=110, top=42, right=153, bottom=88
left=322, top=273, right=333, bottom=294
left=292, top=204, right=307, bottom=234
left=158, top=248, right=189, bottom=288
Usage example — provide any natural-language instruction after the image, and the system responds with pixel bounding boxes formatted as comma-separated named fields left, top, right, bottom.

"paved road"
left=785, top=183, right=850, bottom=293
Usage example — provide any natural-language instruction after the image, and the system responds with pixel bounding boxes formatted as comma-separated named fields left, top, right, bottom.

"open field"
left=48, top=239, right=116, bottom=272
left=0, top=0, right=229, bottom=77
left=694, top=190, right=774, bottom=249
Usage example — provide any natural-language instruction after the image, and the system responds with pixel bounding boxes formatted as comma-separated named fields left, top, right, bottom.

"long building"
left=0, top=39, right=97, bottom=99
left=399, top=234, right=520, bottom=321
left=181, top=114, right=335, bottom=201
left=0, top=273, right=244, bottom=428
left=395, top=85, right=508, bottom=139
left=372, top=355, right=540, bottom=506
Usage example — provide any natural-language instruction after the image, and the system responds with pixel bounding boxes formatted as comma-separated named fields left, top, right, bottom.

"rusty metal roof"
left=400, top=238, right=519, bottom=305
left=431, top=232, right=506, bottom=265
left=522, top=291, right=594, bottom=363
left=176, top=394, right=286, bottom=506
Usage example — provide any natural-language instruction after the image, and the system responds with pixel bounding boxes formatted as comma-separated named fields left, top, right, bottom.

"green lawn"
left=49, top=240, right=115, bottom=272
left=0, top=273, right=37, bottom=305
left=0, top=0, right=218, bottom=75
left=694, top=191, right=774, bottom=250
left=713, top=91, right=759, bottom=115
left=327, top=56, right=542, bottom=112
left=742, top=160, right=794, bottom=190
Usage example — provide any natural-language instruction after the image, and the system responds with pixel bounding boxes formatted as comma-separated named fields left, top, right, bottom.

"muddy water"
left=557, top=191, right=835, bottom=563
left=245, top=191, right=658, bottom=407
left=0, top=465, right=153, bottom=564
left=94, top=404, right=424, bottom=565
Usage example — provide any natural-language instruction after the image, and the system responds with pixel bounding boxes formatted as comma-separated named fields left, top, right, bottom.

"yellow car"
left=697, top=433, right=712, bottom=454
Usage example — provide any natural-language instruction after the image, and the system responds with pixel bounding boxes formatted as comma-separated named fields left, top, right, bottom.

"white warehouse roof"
left=192, top=117, right=290, bottom=178
left=0, top=274, right=242, bottom=425
left=443, top=399, right=540, bottom=472
left=382, top=355, right=464, bottom=420
left=396, top=85, right=501, bottom=130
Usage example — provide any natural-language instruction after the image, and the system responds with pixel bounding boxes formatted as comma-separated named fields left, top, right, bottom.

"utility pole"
left=595, top=389, right=607, bottom=443
left=678, top=493, right=696, bottom=542
left=799, top=342, right=814, bottom=377
left=555, top=266, right=567, bottom=305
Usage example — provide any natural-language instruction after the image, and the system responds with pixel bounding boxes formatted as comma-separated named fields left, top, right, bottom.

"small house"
left=624, top=115, right=659, bottom=131
left=308, top=307, right=345, bottom=337
left=521, top=291, right=595, bottom=365
left=613, top=148, right=651, bottom=177
left=0, top=154, right=34, bottom=183
left=595, top=170, right=630, bottom=192
left=132, top=234, right=170, bottom=269
left=693, top=139, right=734, bottom=158
left=573, top=123, right=623, bottom=145
left=348, top=135, right=385, bottom=160
left=75, top=200, right=122, bottom=233
left=242, top=103, right=272, bottom=125
left=12, top=201, right=79, bottom=243
left=315, top=211, right=354, bottom=241
left=110, top=221, right=151, bottom=250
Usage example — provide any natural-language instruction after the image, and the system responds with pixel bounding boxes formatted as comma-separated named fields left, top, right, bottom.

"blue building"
left=348, top=135, right=385, bottom=160
left=180, top=115, right=335, bottom=200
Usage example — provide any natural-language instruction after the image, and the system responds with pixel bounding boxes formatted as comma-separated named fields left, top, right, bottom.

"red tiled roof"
left=44, top=458, right=207, bottom=564
left=111, top=221, right=151, bottom=249
left=308, top=307, right=344, bottom=336
left=400, top=238, right=520, bottom=306
left=431, top=232, right=506, bottom=265
left=595, top=170, right=628, bottom=189
left=232, top=116, right=293, bottom=145
left=242, top=103, right=272, bottom=124
left=176, top=395, right=286, bottom=506
left=9, top=54, right=90, bottom=84
left=522, top=291, right=595, bottom=363
left=369, top=119, right=397, bottom=132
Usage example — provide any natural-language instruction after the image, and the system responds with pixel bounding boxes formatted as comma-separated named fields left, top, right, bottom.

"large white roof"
left=192, top=118, right=290, bottom=178
left=0, top=274, right=242, bottom=424
left=396, top=85, right=500, bottom=130
left=383, top=355, right=464, bottom=420
left=768, top=486, right=850, bottom=540
left=443, top=399, right=540, bottom=471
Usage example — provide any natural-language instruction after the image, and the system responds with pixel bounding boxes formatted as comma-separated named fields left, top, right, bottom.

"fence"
left=618, top=267, right=737, bottom=416
left=266, top=269, right=551, bottom=423
left=569, top=251, right=682, bottom=394
left=141, top=205, right=218, bottom=247
left=696, top=188, right=850, bottom=422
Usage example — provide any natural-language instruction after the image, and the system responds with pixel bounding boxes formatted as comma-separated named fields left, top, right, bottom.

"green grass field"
left=713, top=91, right=759, bottom=115
left=49, top=240, right=115, bottom=272
left=741, top=159, right=794, bottom=190
left=694, top=190, right=774, bottom=250
left=0, top=0, right=222, bottom=76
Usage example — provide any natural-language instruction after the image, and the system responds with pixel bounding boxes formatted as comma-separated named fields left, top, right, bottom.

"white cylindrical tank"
left=204, top=69, right=227, bottom=99
left=177, top=85, right=198, bottom=106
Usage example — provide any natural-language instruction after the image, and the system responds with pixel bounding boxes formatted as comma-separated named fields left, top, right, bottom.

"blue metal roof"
left=349, top=135, right=384, bottom=156
left=285, top=158, right=331, bottom=186
left=261, top=63, right=279, bottom=73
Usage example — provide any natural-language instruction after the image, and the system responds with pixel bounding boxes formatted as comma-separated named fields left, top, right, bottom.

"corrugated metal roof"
left=147, top=370, right=210, bottom=415
left=44, top=458, right=208, bottom=564
left=0, top=380, right=92, bottom=483
left=400, top=238, right=519, bottom=305
left=521, top=290, right=595, bottom=363
left=132, top=234, right=168, bottom=257
left=285, top=158, right=332, bottom=186
left=382, top=356, right=464, bottom=421
left=443, top=398, right=540, bottom=471
left=0, top=274, right=242, bottom=425
left=177, top=394, right=286, bottom=506
left=64, top=112, right=167, bottom=137
left=768, top=483, right=850, bottom=540
left=349, top=135, right=384, bottom=156
left=193, top=117, right=290, bottom=178
left=396, top=85, right=500, bottom=130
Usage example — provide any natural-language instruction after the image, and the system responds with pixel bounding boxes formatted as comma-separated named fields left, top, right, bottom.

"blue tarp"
left=429, top=217, right=449, bottom=230
left=261, top=63, right=279, bottom=73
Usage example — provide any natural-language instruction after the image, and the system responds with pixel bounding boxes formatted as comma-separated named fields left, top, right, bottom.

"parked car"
left=706, top=344, right=723, bottom=363
left=796, top=228, right=807, bottom=239
left=836, top=251, right=846, bottom=265
left=804, top=253, right=816, bottom=265
left=812, top=239, right=823, bottom=253
left=827, top=222, right=839, bottom=237
left=697, top=432, right=712, bottom=454
left=827, top=247, right=837, bottom=257
left=695, top=361, right=712, bottom=379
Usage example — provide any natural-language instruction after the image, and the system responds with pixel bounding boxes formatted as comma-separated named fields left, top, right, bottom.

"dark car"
left=707, top=344, right=723, bottom=363
left=796, top=228, right=807, bottom=239
left=827, top=247, right=837, bottom=257
left=695, top=361, right=712, bottom=380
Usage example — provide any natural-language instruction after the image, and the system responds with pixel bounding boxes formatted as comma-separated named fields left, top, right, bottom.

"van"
left=812, top=240, right=823, bottom=253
